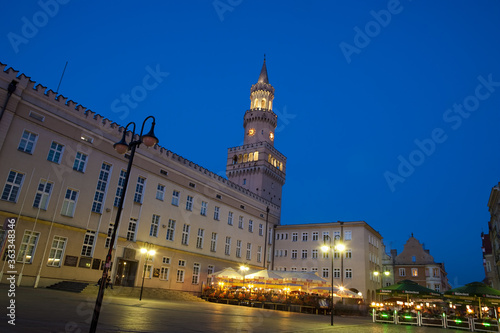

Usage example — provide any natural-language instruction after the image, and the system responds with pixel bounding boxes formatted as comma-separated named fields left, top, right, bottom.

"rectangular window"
left=166, top=219, right=176, bottom=241
left=81, top=230, right=96, bottom=257
left=345, top=268, right=352, bottom=279
left=334, top=268, right=340, bottom=278
left=200, top=201, right=207, bottom=216
left=92, top=163, right=111, bottom=213
left=2, top=170, right=25, bottom=202
left=18, top=130, right=38, bottom=154
left=160, top=267, right=169, bottom=280
left=214, top=206, right=220, bottom=220
left=126, top=218, right=137, bottom=241
left=114, top=170, right=127, bottom=207
left=248, top=220, right=253, bottom=233
left=156, top=184, right=165, bottom=201
left=162, top=257, right=171, bottom=264
left=322, top=268, right=329, bottom=278
left=73, top=152, right=88, bottom=172
left=172, top=190, right=180, bottom=206
left=47, top=236, right=67, bottom=267
left=181, top=224, right=190, bottom=245
left=33, top=179, right=53, bottom=210
left=134, top=176, right=146, bottom=203
left=334, top=231, right=340, bottom=240
left=47, top=141, right=64, bottom=163
left=292, top=233, right=298, bottom=242
left=238, top=216, right=244, bottom=229
left=412, top=255, right=416, bottom=262
left=435, top=284, right=440, bottom=292
left=17, top=230, right=40, bottom=263
left=257, top=246, right=262, bottom=262
left=302, top=232, right=308, bottom=241
left=192, top=263, right=200, bottom=284
left=258, top=223, right=263, bottom=236
left=344, top=230, right=352, bottom=241
left=225, top=236, right=231, bottom=255
left=104, top=222, right=114, bottom=248
left=322, top=231, right=329, bottom=242
left=228, top=211, right=233, bottom=225
left=236, top=240, right=242, bottom=258
left=61, top=188, right=78, bottom=217
left=210, top=232, right=217, bottom=252
left=150, top=214, right=160, bottom=237
left=196, top=228, right=204, bottom=249
left=312, top=232, right=319, bottom=241
left=322, top=251, right=329, bottom=259
left=291, top=250, right=298, bottom=259
left=186, top=195, right=193, bottom=211
left=246, top=243, right=252, bottom=260
left=432, top=268, right=439, bottom=277
left=345, top=249, right=352, bottom=259
left=178, top=259, right=186, bottom=267
left=301, top=250, right=308, bottom=259
left=176, top=269, right=185, bottom=282
left=411, top=268, right=418, bottom=277
left=399, top=268, right=406, bottom=277
left=312, top=249, right=318, bottom=259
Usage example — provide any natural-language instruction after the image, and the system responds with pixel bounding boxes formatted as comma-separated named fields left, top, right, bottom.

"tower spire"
left=258, top=55, right=269, bottom=84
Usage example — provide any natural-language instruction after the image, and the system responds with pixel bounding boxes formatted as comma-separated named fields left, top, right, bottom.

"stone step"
left=46, top=281, right=89, bottom=293
left=81, top=284, right=204, bottom=302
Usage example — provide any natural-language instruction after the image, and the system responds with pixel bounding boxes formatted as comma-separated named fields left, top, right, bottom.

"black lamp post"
left=140, top=245, right=156, bottom=301
left=321, top=234, right=345, bottom=326
left=89, top=116, right=158, bottom=333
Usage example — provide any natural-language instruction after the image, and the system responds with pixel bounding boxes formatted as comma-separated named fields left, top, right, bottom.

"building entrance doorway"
left=115, top=259, right=138, bottom=287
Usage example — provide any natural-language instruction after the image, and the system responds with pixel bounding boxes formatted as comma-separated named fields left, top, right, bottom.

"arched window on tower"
left=269, top=100, right=272, bottom=110
left=243, top=154, right=248, bottom=163
left=268, top=154, right=272, bottom=163
left=248, top=152, right=254, bottom=162
left=261, top=99, right=266, bottom=109
left=232, top=155, right=238, bottom=165
left=254, top=151, right=259, bottom=161
left=279, top=162, right=283, bottom=171
left=254, top=99, right=259, bottom=109
left=238, top=154, right=243, bottom=163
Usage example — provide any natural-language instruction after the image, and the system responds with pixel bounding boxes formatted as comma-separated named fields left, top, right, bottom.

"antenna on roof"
left=56, top=61, right=68, bottom=94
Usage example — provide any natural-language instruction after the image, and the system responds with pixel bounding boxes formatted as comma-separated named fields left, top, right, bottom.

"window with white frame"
left=47, top=141, right=64, bottom=163
left=210, top=232, right=217, bottom=252
left=345, top=249, right=352, bottom=259
left=301, top=267, right=308, bottom=272
left=334, top=268, right=340, bottom=278
left=61, top=188, right=78, bottom=217
left=334, top=231, right=340, bottom=240
left=486, top=261, right=492, bottom=272
left=236, top=240, right=242, bottom=258
left=246, top=243, right=252, bottom=260
left=142, top=264, right=153, bottom=279
left=162, top=257, right=171, bottom=264
left=312, top=231, right=319, bottom=241
left=399, top=268, right=406, bottom=276
left=434, top=284, right=440, bottom=292
left=322, top=268, right=329, bottom=278
left=73, top=152, right=88, bottom=172
left=81, top=230, right=95, bottom=257
left=291, top=249, right=297, bottom=259
left=172, top=190, right=180, bottom=206
left=200, top=201, right=207, bottom=216
left=344, top=230, right=352, bottom=240
left=196, top=228, right=204, bottom=249
left=322, top=251, right=329, bottom=259
left=134, top=176, right=146, bottom=203
left=156, top=184, right=165, bottom=201
left=322, top=231, right=329, bottom=242
left=166, top=219, right=175, bottom=241
left=259, top=223, right=263, bottom=236
left=334, top=250, right=340, bottom=259
left=257, top=246, right=262, bottom=262
left=214, top=206, right=220, bottom=220
left=178, top=259, right=186, bottom=267
left=92, top=163, right=111, bottom=213
left=192, top=263, right=200, bottom=284
left=302, top=232, right=308, bottom=241
left=17, top=230, right=40, bottom=263
left=432, top=268, right=439, bottom=277
left=33, top=179, right=53, bottom=210
left=248, top=220, right=253, bottom=233
left=311, top=267, right=318, bottom=273
left=345, top=268, right=352, bottom=279
left=228, top=211, right=233, bottom=225
left=126, top=218, right=137, bottom=241
left=312, top=249, right=318, bottom=259
left=292, top=232, right=298, bottom=242
left=225, top=236, right=231, bottom=255
left=47, top=236, right=66, bottom=267
left=150, top=214, right=160, bottom=237
left=238, top=216, right=244, bottom=229
left=181, top=224, right=190, bottom=245
left=1, top=170, right=24, bottom=203
left=114, top=169, right=126, bottom=207
left=18, top=130, right=38, bottom=154
left=160, top=267, right=169, bottom=280
left=301, top=249, right=308, bottom=259
left=186, top=195, right=193, bottom=211
left=291, top=267, right=297, bottom=271
left=176, top=269, right=185, bottom=282
left=104, top=222, right=114, bottom=248
left=412, top=268, right=418, bottom=277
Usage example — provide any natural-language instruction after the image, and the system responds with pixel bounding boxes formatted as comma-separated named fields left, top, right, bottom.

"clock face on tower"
left=269, top=132, right=274, bottom=141
left=248, top=128, right=255, bottom=136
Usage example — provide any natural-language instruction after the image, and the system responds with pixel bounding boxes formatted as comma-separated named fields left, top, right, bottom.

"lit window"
left=17, top=230, right=40, bottom=263
left=81, top=230, right=95, bottom=257
left=47, top=236, right=66, bottom=267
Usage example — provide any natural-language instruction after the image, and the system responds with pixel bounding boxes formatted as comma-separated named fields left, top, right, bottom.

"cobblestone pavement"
left=0, top=284, right=468, bottom=333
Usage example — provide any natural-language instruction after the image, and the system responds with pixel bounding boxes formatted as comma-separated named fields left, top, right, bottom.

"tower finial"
left=264, top=53, right=266, bottom=62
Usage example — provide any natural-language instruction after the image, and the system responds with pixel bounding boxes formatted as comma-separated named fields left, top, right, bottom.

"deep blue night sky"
left=2, top=1, right=500, bottom=287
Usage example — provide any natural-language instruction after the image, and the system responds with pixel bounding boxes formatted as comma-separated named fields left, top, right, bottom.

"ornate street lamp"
left=321, top=234, right=345, bottom=326
left=89, top=116, right=158, bottom=333
left=140, top=246, right=156, bottom=301
left=240, top=265, right=249, bottom=284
